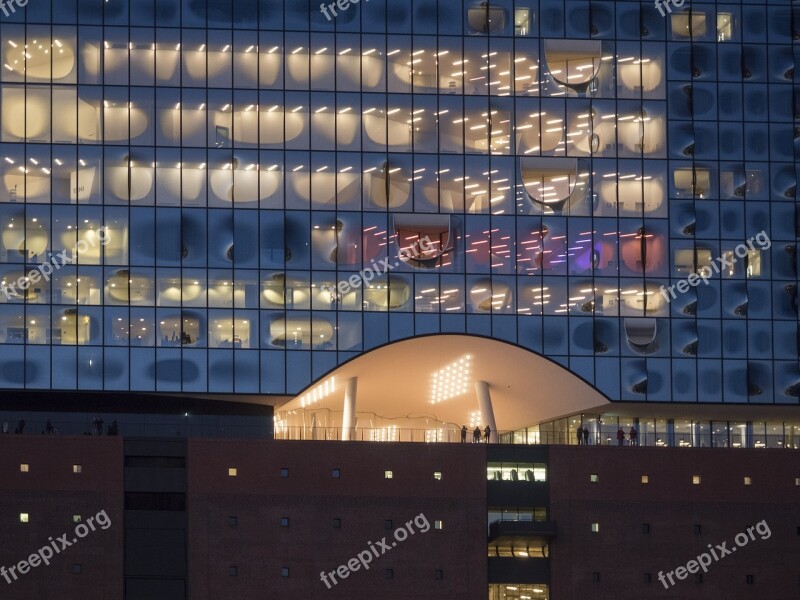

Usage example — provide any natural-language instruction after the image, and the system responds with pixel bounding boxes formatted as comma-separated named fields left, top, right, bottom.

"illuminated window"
left=19, top=513, right=29, bottom=523
left=591, top=522, right=599, bottom=533
left=434, top=520, right=443, bottom=530
left=590, top=473, right=599, bottom=483
left=692, top=475, right=701, bottom=485
left=228, top=467, right=237, bottom=477
left=73, top=464, right=82, bottom=474
left=744, top=476, right=752, bottom=486
left=641, top=475, right=649, bottom=484
left=434, top=471, right=442, bottom=480
left=384, top=470, right=393, bottom=479
left=73, top=515, right=82, bottom=523
left=19, top=463, right=29, bottom=473
left=746, top=250, right=762, bottom=278
left=514, top=9, right=530, bottom=36
left=717, top=13, right=733, bottom=41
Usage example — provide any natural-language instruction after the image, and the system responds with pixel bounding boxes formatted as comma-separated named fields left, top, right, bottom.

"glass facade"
left=0, top=0, right=797, bottom=403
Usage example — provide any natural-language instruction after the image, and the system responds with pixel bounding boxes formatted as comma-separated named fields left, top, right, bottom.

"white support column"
left=475, top=380, right=498, bottom=443
left=341, top=377, right=358, bottom=441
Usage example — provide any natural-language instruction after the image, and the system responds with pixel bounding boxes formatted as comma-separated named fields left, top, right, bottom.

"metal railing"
left=273, top=426, right=800, bottom=448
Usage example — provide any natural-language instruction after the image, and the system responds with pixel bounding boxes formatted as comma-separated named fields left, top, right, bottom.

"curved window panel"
left=2, top=36, right=76, bottom=81
left=543, top=40, right=602, bottom=93
left=269, top=316, right=334, bottom=349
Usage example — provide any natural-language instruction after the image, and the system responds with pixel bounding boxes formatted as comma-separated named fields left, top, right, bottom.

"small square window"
left=19, top=513, right=29, bottom=523
left=19, top=463, right=29, bottom=473
left=795, top=477, right=800, bottom=486
left=72, top=564, right=81, bottom=575
left=229, top=566, right=238, bottom=577
left=642, top=523, right=650, bottom=534
left=746, top=574, right=754, bottom=585
left=333, top=518, right=341, bottom=529
left=281, top=567, right=290, bottom=577
left=384, top=470, right=393, bottom=479
left=692, top=475, right=701, bottom=485
left=644, top=573, right=652, bottom=583
left=434, top=520, right=443, bottom=530
left=695, top=573, right=703, bottom=584
left=693, top=524, right=702, bottom=535
left=744, top=476, right=752, bottom=485
left=280, top=468, right=289, bottom=478
left=228, top=468, right=237, bottom=477
left=592, top=572, right=601, bottom=583
left=73, top=464, right=82, bottom=474
left=434, top=471, right=442, bottom=480
left=590, top=474, right=599, bottom=483
left=228, top=516, right=238, bottom=527
left=591, top=522, right=599, bottom=533
left=641, top=475, right=649, bottom=484
left=73, top=515, right=81, bottom=524
left=281, top=517, right=289, bottom=527
left=385, top=519, right=393, bottom=530
left=332, top=468, right=341, bottom=479
left=385, top=568, right=394, bottom=579
left=435, top=569, right=444, bottom=580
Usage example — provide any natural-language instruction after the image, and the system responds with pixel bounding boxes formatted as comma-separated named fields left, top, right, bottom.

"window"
left=384, top=470, right=393, bottom=479
left=514, top=9, right=530, bottom=36
left=590, top=474, right=599, bottom=483
left=695, top=573, right=703, bottom=584
left=281, top=567, right=290, bottom=577
left=385, top=568, right=394, bottom=579
left=73, top=515, right=82, bottom=524
left=434, top=471, right=442, bottom=480
left=692, top=475, right=701, bottom=485
left=591, top=523, right=599, bottom=533
left=19, top=463, right=29, bottom=473
left=644, top=573, right=652, bottom=583
left=744, top=476, right=752, bottom=485
left=19, top=513, right=29, bottom=523
left=694, top=524, right=702, bottom=535
left=435, top=569, right=444, bottom=580
left=641, top=475, right=649, bottom=484
left=280, top=468, right=289, bottom=478
left=73, top=464, right=82, bottom=474
left=796, top=477, right=800, bottom=486
left=72, top=564, right=81, bottom=575
left=434, top=520, right=443, bottom=530
left=281, top=517, right=289, bottom=527
left=229, top=566, right=238, bottom=577
left=746, top=575, right=754, bottom=585
left=642, top=523, right=650, bottom=534
left=385, top=520, right=393, bottom=530
left=592, top=572, right=601, bottom=583
left=229, top=516, right=238, bottom=527
left=228, top=467, right=237, bottom=477
left=717, top=13, right=733, bottom=41
left=333, top=518, right=341, bottom=529
left=332, top=468, right=340, bottom=479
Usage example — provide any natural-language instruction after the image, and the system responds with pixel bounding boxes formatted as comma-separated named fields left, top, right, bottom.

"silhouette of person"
left=460, top=425, right=467, bottom=443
